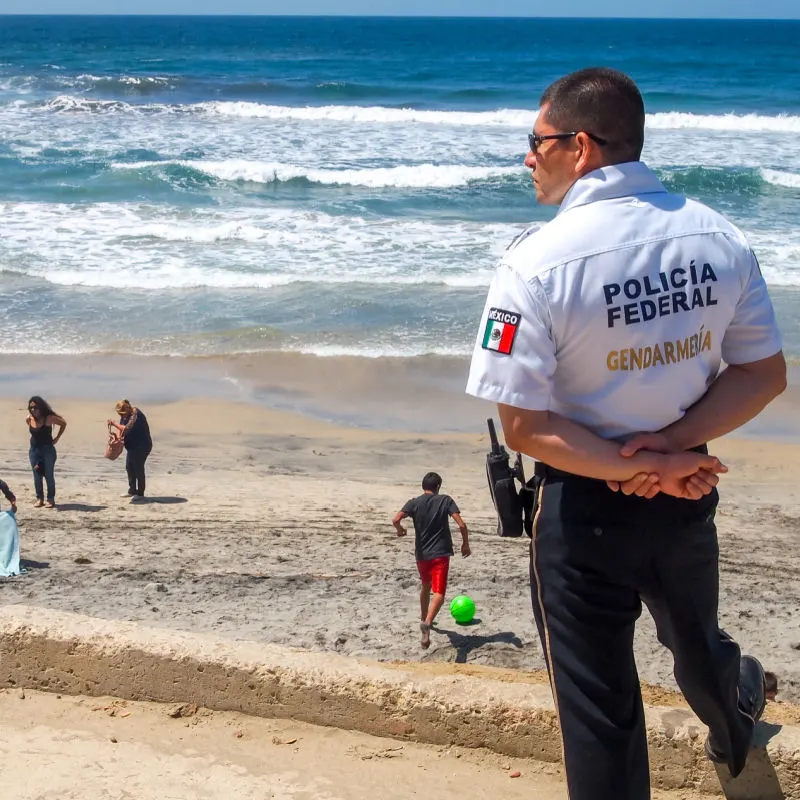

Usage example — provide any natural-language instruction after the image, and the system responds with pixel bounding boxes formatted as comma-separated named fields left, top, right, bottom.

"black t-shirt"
left=401, top=492, right=459, bottom=561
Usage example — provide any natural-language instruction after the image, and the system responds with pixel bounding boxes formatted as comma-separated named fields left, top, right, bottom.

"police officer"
left=467, top=68, right=786, bottom=800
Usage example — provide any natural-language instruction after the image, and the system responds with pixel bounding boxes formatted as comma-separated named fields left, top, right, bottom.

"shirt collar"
left=557, top=161, right=666, bottom=215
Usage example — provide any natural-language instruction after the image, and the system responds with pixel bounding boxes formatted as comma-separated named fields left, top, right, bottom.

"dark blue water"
left=3, top=17, right=799, bottom=113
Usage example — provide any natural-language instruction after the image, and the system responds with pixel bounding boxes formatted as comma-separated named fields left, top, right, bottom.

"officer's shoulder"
left=501, top=212, right=591, bottom=279
left=502, top=195, right=752, bottom=280
left=681, top=197, right=750, bottom=244
left=677, top=197, right=756, bottom=268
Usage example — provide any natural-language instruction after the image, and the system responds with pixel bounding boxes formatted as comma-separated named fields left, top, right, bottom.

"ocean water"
left=0, top=15, right=799, bottom=360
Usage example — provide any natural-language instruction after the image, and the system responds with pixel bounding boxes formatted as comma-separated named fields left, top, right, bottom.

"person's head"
left=27, top=395, right=53, bottom=421
left=525, top=67, right=645, bottom=205
left=115, top=399, right=133, bottom=416
left=421, top=472, right=443, bottom=494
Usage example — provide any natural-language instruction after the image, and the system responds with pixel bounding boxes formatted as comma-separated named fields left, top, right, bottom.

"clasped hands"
left=606, top=432, right=727, bottom=501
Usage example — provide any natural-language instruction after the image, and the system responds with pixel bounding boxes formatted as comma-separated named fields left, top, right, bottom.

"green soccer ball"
left=450, top=595, right=476, bottom=624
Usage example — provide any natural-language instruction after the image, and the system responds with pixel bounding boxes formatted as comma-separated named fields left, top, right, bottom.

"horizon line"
left=1, top=13, right=799, bottom=21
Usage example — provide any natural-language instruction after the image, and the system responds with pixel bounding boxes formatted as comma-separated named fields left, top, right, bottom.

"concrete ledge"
left=1, top=605, right=798, bottom=798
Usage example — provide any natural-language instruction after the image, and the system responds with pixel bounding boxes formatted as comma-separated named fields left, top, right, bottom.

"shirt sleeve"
left=465, top=262, right=556, bottom=411
left=122, top=408, right=139, bottom=435
left=401, top=498, right=416, bottom=516
left=721, top=251, right=783, bottom=365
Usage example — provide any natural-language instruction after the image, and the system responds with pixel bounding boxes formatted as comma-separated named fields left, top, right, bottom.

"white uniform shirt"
left=466, top=162, right=782, bottom=440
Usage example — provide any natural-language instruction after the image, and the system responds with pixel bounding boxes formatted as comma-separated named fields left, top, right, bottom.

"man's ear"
left=574, top=132, right=602, bottom=174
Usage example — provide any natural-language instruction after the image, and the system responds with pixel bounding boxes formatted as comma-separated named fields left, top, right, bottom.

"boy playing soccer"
left=393, top=472, right=470, bottom=648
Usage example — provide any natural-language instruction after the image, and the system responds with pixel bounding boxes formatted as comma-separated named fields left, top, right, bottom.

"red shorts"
left=416, top=556, right=450, bottom=595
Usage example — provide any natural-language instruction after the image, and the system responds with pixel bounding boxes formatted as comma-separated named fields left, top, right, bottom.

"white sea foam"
left=198, top=103, right=800, bottom=134
left=195, top=101, right=533, bottom=127
left=43, top=95, right=136, bottom=114
left=761, top=168, right=800, bottom=189
left=0, top=201, right=509, bottom=290
left=73, top=73, right=173, bottom=86
left=8, top=114, right=797, bottom=177
left=296, top=343, right=472, bottom=358
left=1, top=198, right=797, bottom=290
left=647, top=112, right=800, bottom=133
left=36, top=265, right=498, bottom=291
left=5, top=99, right=800, bottom=180
left=0, top=109, right=516, bottom=169
left=18, top=96, right=800, bottom=136
left=0, top=338, right=472, bottom=359
left=113, top=159, right=523, bottom=188
left=0, top=344, right=103, bottom=356
left=746, top=228, right=800, bottom=289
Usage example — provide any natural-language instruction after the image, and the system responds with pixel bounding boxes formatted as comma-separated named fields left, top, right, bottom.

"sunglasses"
left=528, top=131, right=607, bottom=155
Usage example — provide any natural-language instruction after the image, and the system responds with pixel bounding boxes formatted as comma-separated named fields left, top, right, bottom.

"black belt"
left=533, top=461, right=573, bottom=480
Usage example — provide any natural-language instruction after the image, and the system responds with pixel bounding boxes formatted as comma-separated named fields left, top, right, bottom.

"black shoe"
left=739, top=655, right=768, bottom=723
left=704, top=655, right=768, bottom=767
left=704, top=736, right=727, bottom=765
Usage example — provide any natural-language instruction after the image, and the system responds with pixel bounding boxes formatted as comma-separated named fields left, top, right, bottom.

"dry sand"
left=1, top=379, right=799, bottom=707
left=0, top=688, right=716, bottom=800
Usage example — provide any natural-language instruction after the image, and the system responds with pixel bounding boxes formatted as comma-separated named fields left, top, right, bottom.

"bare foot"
left=420, top=622, right=431, bottom=649
left=765, top=671, right=778, bottom=701
left=33, top=500, right=44, bottom=508
left=45, top=500, right=55, bottom=509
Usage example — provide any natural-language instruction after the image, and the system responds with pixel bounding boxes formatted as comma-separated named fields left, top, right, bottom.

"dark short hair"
left=540, top=67, right=645, bottom=164
left=422, top=472, right=442, bottom=492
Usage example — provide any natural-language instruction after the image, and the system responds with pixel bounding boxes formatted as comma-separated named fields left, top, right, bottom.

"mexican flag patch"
left=482, top=307, right=520, bottom=355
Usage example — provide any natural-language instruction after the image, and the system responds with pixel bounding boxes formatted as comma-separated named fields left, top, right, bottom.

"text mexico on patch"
left=482, top=307, right=520, bottom=355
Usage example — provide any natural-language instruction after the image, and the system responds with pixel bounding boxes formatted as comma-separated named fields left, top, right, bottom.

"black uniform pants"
left=529, top=468, right=755, bottom=800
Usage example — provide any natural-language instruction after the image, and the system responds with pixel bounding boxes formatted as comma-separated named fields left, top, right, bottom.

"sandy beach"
left=1, top=687, right=729, bottom=800
left=1, top=354, right=799, bottom=709
left=0, top=688, right=567, bottom=800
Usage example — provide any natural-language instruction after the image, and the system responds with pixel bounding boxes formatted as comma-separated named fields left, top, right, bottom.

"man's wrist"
left=658, top=428, right=688, bottom=452
left=657, top=424, right=707, bottom=453
left=629, top=450, right=667, bottom=475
